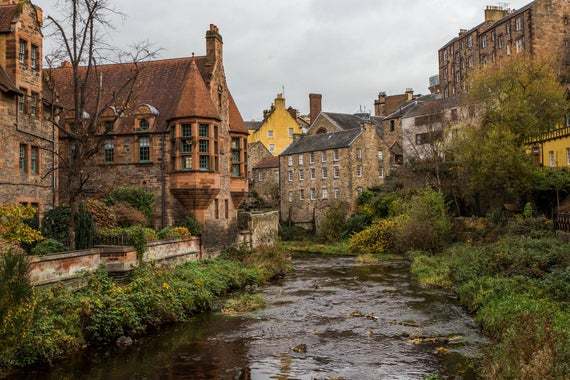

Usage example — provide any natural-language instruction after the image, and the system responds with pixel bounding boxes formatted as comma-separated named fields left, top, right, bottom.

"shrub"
left=31, top=239, right=66, bottom=256
left=157, top=226, right=191, bottom=240
left=0, top=204, right=42, bottom=246
left=0, top=249, right=31, bottom=322
left=112, top=202, right=147, bottom=227
left=98, top=226, right=157, bottom=257
left=106, top=186, right=155, bottom=222
left=41, top=205, right=95, bottom=249
left=394, top=189, right=452, bottom=253
left=506, top=215, right=554, bottom=238
left=349, top=219, right=397, bottom=256
left=342, top=213, right=372, bottom=238
left=279, top=224, right=311, bottom=241
left=409, top=252, right=453, bottom=289
left=179, top=215, right=202, bottom=236
left=85, top=199, right=117, bottom=229
left=318, top=201, right=349, bottom=242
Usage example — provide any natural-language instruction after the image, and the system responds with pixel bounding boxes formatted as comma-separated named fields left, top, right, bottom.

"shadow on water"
left=12, top=255, right=487, bottom=380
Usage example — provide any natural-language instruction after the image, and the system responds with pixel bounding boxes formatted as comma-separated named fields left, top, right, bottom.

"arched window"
left=139, top=118, right=149, bottom=130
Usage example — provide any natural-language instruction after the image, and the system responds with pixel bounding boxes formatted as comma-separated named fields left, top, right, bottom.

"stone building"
left=251, top=156, right=280, bottom=207
left=279, top=123, right=387, bottom=229
left=439, top=0, right=570, bottom=99
left=50, top=25, right=248, bottom=247
left=246, top=93, right=306, bottom=155
left=247, top=141, right=272, bottom=180
left=0, top=0, right=58, bottom=221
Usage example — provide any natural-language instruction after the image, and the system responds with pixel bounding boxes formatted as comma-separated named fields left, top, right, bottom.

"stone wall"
left=237, top=210, right=279, bottom=248
left=28, top=237, right=202, bottom=287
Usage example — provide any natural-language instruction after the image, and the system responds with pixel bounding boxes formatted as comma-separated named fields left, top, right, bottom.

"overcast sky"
left=39, top=0, right=529, bottom=120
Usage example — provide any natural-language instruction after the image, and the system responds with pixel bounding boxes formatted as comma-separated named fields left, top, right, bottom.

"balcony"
left=170, top=171, right=221, bottom=210
left=230, top=177, right=248, bottom=208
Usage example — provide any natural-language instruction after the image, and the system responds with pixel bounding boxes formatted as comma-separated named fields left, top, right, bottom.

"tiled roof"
left=46, top=56, right=249, bottom=134
left=0, top=65, right=18, bottom=94
left=281, top=128, right=362, bottom=156
left=0, top=4, right=18, bottom=33
left=246, top=121, right=262, bottom=131
left=254, top=156, right=279, bottom=169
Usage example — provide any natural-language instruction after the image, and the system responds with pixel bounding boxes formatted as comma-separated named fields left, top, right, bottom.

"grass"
left=222, top=293, right=265, bottom=315
left=0, top=246, right=290, bottom=370
left=355, top=254, right=381, bottom=264
left=278, top=240, right=352, bottom=256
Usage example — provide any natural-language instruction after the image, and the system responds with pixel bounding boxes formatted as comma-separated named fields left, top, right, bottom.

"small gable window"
left=139, top=119, right=150, bottom=130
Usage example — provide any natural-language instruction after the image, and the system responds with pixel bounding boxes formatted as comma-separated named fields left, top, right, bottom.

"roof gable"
left=172, top=58, right=219, bottom=120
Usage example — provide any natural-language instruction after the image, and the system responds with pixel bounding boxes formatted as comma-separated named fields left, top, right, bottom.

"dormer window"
left=139, top=118, right=149, bottom=130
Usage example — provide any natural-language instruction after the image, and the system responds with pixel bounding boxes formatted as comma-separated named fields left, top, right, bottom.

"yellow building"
left=246, top=94, right=305, bottom=155
left=527, top=126, right=570, bottom=168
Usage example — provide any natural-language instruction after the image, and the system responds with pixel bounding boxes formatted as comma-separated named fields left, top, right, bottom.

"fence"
left=555, top=213, right=570, bottom=233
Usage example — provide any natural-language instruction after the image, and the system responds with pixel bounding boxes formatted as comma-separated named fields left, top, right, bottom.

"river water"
left=17, top=255, right=487, bottom=380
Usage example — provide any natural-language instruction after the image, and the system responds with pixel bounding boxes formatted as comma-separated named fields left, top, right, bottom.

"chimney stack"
left=374, top=92, right=387, bottom=117
left=309, top=93, right=322, bottom=125
left=206, top=24, right=223, bottom=65
left=484, top=5, right=508, bottom=23
left=405, top=88, right=414, bottom=101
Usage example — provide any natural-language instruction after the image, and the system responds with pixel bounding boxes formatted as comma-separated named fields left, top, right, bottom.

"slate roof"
left=323, top=112, right=368, bottom=130
left=0, top=65, right=19, bottom=94
left=0, top=4, right=18, bottom=33
left=385, top=94, right=441, bottom=120
left=47, top=56, right=248, bottom=134
left=254, top=156, right=280, bottom=169
left=246, top=121, right=262, bottom=131
left=281, top=128, right=362, bottom=156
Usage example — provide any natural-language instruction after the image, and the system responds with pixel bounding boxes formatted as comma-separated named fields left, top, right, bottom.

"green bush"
left=342, top=213, right=372, bottom=238
left=31, top=239, right=66, bottom=256
left=106, top=186, right=155, bottom=222
left=179, top=215, right=202, bottom=236
left=318, top=201, right=349, bottom=242
left=349, top=219, right=397, bottom=256
left=157, top=226, right=191, bottom=240
left=41, top=205, right=95, bottom=249
left=506, top=215, right=554, bottom=238
left=279, top=224, right=312, bottom=241
left=98, top=226, right=157, bottom=257
left=0, top=249, right=31, bottom=322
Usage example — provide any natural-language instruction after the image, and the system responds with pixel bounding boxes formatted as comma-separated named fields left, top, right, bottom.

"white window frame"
left=310, top=188, right=316, bottom=200
left=298, top=154, right=304, bottom=165
left=310, top=152, right=315, bottom=164
left=333, top=149, right=340, bottom=161
left=566, top=148, right=570, bottom=166
left=356, top=165, right=363, bottom=177
left=322, top=187, right=328, bottom=199
left=322, top=167, right=328, bottom=179
left=299, top=169, right=305, bottom=181
left=321, top=151, right=327, bottom=162
left=310, top=167, right=316, bottom=180
left=288, top=192, right=293, bottom=202
left=357, top=149, right=362, bottom=160
left=288, top=156, right=293, bottom=166
left=549, top=151, right=556, bottom=168
left=515, top=17, right=523, bottom=31
left=333, top=165, right=340, bottom=179
left=334, top=188, right=340, bottom=199
left=257, top=171, right=263, bottom=181
left=288, top=170, right=293, bottom=182
left=300, top=189, right=305, bottom=200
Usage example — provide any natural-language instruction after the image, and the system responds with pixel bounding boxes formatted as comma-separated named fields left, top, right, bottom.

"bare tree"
left=42, top=0, right=158, bottom=249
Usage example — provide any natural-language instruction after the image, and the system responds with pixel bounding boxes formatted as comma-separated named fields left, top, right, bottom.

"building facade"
left=51, top=25, right=248, bottom=248
left=279, top=123, right=387, bottom=229
left=526, top=125, right=570, bottom=168
left=439, top=0, right=570, bottom=99
left=251, top=156, right=280, bottom=207
left=246, top=93, right=305, bottom=155
left=0, top=0, right=58, bottom=221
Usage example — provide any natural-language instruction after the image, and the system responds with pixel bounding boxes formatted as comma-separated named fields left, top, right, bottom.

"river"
left=16, top=255, right=487, bottom=380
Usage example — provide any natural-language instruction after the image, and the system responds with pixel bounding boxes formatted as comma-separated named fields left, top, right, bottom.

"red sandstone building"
left=0, top=0, right=57, bottom=221
left=50, top=25, right=248, bottom=247
left=439, top=0, right=569, bottom=99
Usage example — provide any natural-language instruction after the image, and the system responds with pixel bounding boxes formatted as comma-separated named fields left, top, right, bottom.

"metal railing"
left=525, top=127, right=570, bottom=145
left=555, top=213, right=570, bottom=233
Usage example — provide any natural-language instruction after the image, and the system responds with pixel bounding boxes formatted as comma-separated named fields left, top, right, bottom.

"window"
left=467, top=35, right=473, bottom=48
left=356, top=165, right=363, bottom=177
left=378, top=151, right=384, bottom=178
left=199, top=125, right=210, bottom=171
left=497, top=35, right=505, bottom=49
left=321, top=151, right=327, bottom=162
left=19, top=40, right=27, bottom=65
left=268, top=130, right=274, bottom=138
left=299, top=169, right=304, bottom=181
left=257, top=171, right=263, bottom=182
left=31, top=45, right=39, bottom=70
left=322, top=167, right=328, bottom=179
left=180, top=124, right=192, bottom=170
left=322, top=187, right=328, bottom=199
left=288, top=128, right=294, bottom=138
left=310, top=167, right=316, bottom=180
left=269, top=144, right=275, bottom=153
left=333, top=149, right=340, bottom=161
left=451, top=108, right=459, bottom=122
left=310, top=188, right=317, bottom=200
left=415, top=131, right=443, bottom=145
left=567, top=148, right=570, bottom=166
left=199, top=155, right=209, bottom=170
left=288, top=192, right=293, bottom=202
left=31, top=146, right=39, bottom=175
left=390, top=120, right=396, bottom=132
left=215, top=199, right=219, bottom=219
left=506, top=23, right=511, bottom=36
left=334, top=188, right=340, bottom=199
left=298, top=154, right=304, bottom=165
left=231, top=137, right=241, bottom=177
left=515, top=17, right=523, bottom=31
left=139, top=137, right=150, bottom=162
left=105, top=121, right=114, bottom=132
left=356, top=187, right=364, bottom=195
left=225, top=199, right=229, bottom=219
left=288, top=156, right=293, bottom=166
left=288, top=170, right=293, bottom=182
left=199, top=124, right=209, bottom=137
left=19, top=144, right=27, bottom=174
left=300, top=189, right=305, bottom=200
left=139, top=118, right=149, bottom=130
left=515, top=38, right=525, bottom=53
left=182, top=124, right=192, bottom=137
left=310, top=152, right=315, bottom=164
left=333, top=165, right=340, bottom=178
left=30, top=92, right=38, bottom=117
left=481, top=35, right=487, bottom=49
left=18, top=90, right=26, bottom=114
left=104, top=140, right=114, bottom=163
left=549, top=151, right=556, bottom=168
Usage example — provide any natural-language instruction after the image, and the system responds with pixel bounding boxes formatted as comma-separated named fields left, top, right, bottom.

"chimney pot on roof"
left=484, top=5, right=508, bottom=22
left=405, top=88, right=414, bottom=101
left=206, top=24, right=223, bottom=65
left=309, top=93, right=322, bottom=125
left=374, top=91, right=387, bottom=117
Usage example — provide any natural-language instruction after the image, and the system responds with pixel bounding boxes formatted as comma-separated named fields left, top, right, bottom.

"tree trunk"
left=68, top=200, right=79, bottom=250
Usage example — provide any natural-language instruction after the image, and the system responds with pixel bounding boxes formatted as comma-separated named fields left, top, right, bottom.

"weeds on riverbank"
left=278, top=240, right=351, bottom=256
left=0, top=247, right=290, bottom=369
left=222, top=293, right=265, bottom=315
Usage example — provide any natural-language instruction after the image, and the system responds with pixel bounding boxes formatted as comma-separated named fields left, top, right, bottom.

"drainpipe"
left=160, top=130, right=167, bottom=229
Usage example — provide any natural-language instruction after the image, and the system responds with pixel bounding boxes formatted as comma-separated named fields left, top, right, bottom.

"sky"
left=39, top=0, right=530, bottom=121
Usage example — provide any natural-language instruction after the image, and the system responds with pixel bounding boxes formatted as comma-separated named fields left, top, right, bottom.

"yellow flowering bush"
left=0, top=204, right=42, bottom=246
left=349, top=219, right=397, bottom=256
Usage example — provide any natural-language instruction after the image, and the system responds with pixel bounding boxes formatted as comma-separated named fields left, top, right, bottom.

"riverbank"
left=0, top=245, right=290, bottom=372
left=278, top=240, right=351, bottom=256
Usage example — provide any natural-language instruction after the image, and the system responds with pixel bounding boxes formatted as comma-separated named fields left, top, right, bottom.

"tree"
left=532, top=168, right=570, bottom=212
left=467, top=56, right=569, bottom=141
left=43, top=0, right=158, bottom=249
